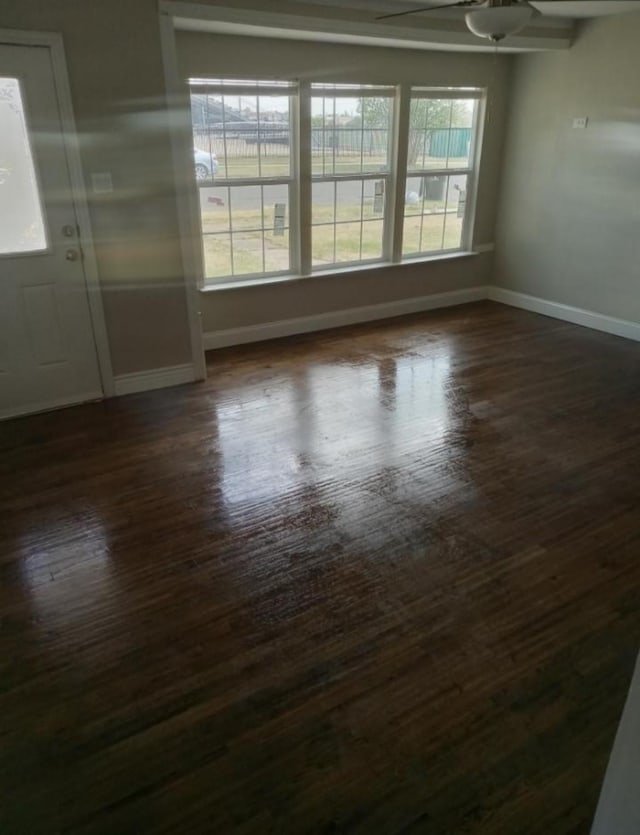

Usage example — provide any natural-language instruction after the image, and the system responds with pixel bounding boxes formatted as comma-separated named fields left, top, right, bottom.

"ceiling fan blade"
left=376, top=0, right=480, bottom=22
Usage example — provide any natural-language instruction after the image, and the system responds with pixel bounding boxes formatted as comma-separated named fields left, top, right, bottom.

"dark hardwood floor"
left=2, top=301, right=640, bottom=834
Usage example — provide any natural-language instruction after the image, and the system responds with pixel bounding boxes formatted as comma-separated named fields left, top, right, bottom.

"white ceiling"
left=291, top=0, right=640, bottom=19
left=530, top=1, right=640, bottom=17
left=168, top=0, right=640, bottom=53
left=170, top=0, right=572, bottom=53
left=291, top=0, right=640, bottom=17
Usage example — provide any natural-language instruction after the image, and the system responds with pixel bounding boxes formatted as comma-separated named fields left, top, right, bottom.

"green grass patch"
left=201, top=200, right=462, bottom=279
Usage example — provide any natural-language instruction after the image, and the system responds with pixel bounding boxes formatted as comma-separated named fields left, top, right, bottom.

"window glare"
left=0, top=77, right=47, bottom=254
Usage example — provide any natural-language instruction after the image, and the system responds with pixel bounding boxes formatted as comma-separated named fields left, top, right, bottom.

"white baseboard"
left=113, top=363, right=196, bottom=396
left=488, top=286, right=640, bottom=343
left=113, top=287, right=640, bottom=395
left=1, top=391, right=103, bottom=421
left=203, top=286, right=488, bottom=350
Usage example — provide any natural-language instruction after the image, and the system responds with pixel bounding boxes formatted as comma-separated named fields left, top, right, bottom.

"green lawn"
left=202, top=229, right=290, bottom=277
left=403, top=212, right=463, bottom=255
left=196, top=140, right=465, bottom=277
left=201, top=198, right=463, bottom=278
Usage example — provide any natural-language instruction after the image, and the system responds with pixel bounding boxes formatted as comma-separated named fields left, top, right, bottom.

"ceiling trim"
left=530, top=1, right=640, bottom=19
left=162, top=1, right=574, bottom=53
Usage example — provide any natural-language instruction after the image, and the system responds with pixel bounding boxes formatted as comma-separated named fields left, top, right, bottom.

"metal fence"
left=193, top=126, right=471, bottom=160
left=193, top=126, right=288, bottom=158
left=311, top=128, right=388, bottom=156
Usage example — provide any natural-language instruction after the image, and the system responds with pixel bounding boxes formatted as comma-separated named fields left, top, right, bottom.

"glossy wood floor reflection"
left=2, top=302, right=640, bottom=835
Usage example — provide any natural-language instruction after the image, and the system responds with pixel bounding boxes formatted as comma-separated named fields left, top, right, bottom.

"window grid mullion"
left=298, top=81, right=312, bottom=276
left=418, top=178, right=426, bottom=254
left=322, top=95, right=326, bottom=177
left=445, top=99, right=454, bottom=168
left=359, top=96, right=365, bottom=177
left=289, top=83, right=301, bottom=275
left=228, top=186, right=235, bottom=276
left=213, top=178, right=292, bottom=188
left=421, top=100, right=428, bottom=170
left=391, top=83, right=411, bottom=263
left=331, top=97, right=337, bottom=177
left=359, top=178, right=364, bottom=261
left=407, top=168, right=471, bottom=177
left=260, top=185, right=266, bottom=273
left=256, top=94, right=262, bottom=179
left=332, top=180, right=337, bottom=264
left=461, top=96, right=484, bottom=252
left=311, top=172, right=390, bottom=183
left=440, top=175, right=450, bottom=250
left=219, top=92, right=230, bottom=180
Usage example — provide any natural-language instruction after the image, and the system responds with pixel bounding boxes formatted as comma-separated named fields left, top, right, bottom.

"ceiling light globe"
left=465, top=5, right=533, bottom=40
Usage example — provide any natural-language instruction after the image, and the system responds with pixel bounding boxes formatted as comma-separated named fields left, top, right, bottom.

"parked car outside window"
left=194, top=148, right=219, bottom=182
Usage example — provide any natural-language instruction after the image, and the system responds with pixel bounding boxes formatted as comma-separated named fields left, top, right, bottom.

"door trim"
left=158, top=12, right=207, bottom=382
left=0, top=28, right=114, bottom=396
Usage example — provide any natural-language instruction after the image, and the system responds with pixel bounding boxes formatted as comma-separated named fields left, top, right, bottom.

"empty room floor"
left=2, top=301, right=640, bottom=834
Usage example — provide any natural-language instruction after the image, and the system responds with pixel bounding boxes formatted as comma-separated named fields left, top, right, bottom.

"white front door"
left=0, top=43, right=102, bottom=420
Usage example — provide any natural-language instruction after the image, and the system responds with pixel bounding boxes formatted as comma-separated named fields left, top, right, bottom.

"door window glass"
left=0, top=77, right=47, bottom=254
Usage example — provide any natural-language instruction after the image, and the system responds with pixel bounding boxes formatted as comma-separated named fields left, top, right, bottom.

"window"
left=311, top=84, right=393, bottom=269
left=0, top=77, right=47, bottom=255
left=188, top=80, right=483, bottom=285
left=190, top=78, right=295, bottom=280
left=403, top=91, right=479, bottom=257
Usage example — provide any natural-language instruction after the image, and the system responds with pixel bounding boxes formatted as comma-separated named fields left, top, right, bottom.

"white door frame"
left=158, top=11, right=207, bottom=382
left=0, top=28, right=114, bottom=396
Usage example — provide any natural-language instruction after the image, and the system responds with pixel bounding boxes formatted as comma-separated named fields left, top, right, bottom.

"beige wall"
left=494, top=12, right=640, bottom=322
left=1, top=1, right=510, bottom=377
left=0, top=0, right=193, bottom=375
left=176, top=30, right=511, bottom=334
left=203, top=256, right=492, bottom=328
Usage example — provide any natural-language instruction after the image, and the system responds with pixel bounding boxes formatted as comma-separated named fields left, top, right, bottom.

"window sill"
left=200, top=249, right=485, bottom=293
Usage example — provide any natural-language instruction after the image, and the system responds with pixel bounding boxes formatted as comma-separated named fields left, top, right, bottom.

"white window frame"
left=400, top=87, right=485, bottom=261
left=306, top=83, right=396, bottom=272
left=190, top=78, right=299, bottom=286
left=190, top=79, right=485, bottom=289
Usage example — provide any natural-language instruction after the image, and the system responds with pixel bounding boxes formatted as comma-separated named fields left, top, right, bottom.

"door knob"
left=65, top=249, right=79, bottom=261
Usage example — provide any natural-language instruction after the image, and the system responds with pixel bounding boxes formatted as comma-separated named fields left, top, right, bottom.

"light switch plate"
left=91, top=172, right=113, bottom=194
left=572, top=117, right=588, bottom=129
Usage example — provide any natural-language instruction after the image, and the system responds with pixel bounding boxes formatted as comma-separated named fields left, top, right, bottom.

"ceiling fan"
left=376, top=0, right=640, bottom=42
